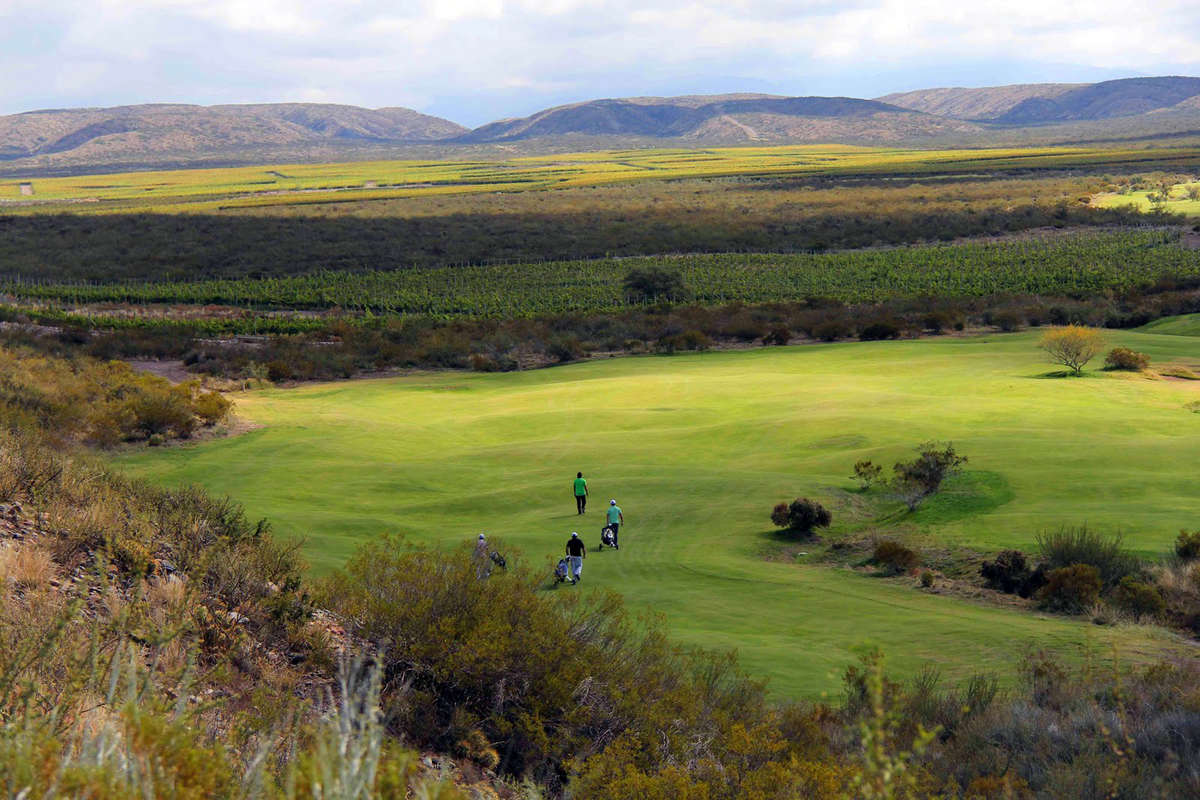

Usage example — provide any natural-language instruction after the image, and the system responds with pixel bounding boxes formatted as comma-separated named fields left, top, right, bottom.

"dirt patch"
left=126, top=359, right=193, bottom=384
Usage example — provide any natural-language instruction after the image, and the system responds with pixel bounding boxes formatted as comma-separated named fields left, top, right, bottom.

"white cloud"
left=2, top=0, right=1199, bottom=122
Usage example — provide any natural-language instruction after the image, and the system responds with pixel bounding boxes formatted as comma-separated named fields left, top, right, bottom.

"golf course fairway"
left=118, top=328, right=1200, bottom=697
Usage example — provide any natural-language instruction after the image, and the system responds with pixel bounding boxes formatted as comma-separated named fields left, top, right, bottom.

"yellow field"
left=4, top=143, right=1199, bottom=215
left=1092, top=182, right=1200, bottom=216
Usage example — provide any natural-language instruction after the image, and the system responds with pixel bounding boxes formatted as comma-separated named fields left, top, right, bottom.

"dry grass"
left=0, top=542, right=57, bottom=590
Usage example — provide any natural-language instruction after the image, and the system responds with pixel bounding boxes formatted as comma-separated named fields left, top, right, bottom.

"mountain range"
left=4, top=76, right=1200, bottom=173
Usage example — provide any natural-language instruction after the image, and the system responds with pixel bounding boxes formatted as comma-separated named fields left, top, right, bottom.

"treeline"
left=0, top=172, right=1176, bottom=282
left=7, top=266, right=1200, bottom=383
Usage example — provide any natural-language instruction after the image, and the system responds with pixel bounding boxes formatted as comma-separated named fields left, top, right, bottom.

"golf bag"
left=599, top=524, right=617, bottom=550
left=554, top=557, right=570, bottom=583
left=489, top=551, right=507, bottom=569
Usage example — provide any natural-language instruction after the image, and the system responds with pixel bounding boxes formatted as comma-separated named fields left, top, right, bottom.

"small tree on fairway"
left=890, top=442, right=967, bottom=511
left=1039, top=325, right=1105, bottom=375
left=852, top=460, right=883, bottom=490
left=770, top=498, right=832, bottom=538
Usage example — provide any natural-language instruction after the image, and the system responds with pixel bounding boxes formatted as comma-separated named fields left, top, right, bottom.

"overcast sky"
left=3, top=0, right=1199, bottom=127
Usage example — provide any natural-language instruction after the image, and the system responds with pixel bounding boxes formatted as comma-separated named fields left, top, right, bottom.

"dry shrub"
left=0, top=543, right=57, bottom=590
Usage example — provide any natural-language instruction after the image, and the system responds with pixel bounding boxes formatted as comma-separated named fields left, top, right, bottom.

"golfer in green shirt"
left=606, top=499, right=623, bottom=548
left=573, top=472, right=588, bottom=514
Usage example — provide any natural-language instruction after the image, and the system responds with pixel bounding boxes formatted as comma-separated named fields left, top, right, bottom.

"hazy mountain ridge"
left=0, top=103, right=468, bottom=162
left=3, top=76, right=1200, bottom=173
left=457, top=95, right=978, bottom=143
left=879, top=77, right=1200, bottom=123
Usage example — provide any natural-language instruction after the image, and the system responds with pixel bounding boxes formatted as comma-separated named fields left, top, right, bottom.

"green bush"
left=1104, top=346, right=1150, bottom=371
left=919, top=571, right=935, bottom=588
left=623, top=268, right=689, bottom=304
left=981, top=550, right=1032, bottom=594
left=770, top=498, right=832, bottom=538
left=1175, top=529, right=1200, bottom=560
left=1035, top=526, right=1141, bottom=589
left=1113, top=577, right=1165, bottom=620
left=871, top=540, right=920, bottom=575
left=1037, top=564, right=1101, bottom=614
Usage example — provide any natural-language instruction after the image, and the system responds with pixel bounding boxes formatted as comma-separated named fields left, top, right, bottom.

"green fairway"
left=117, top=329, right=1200, bottom=696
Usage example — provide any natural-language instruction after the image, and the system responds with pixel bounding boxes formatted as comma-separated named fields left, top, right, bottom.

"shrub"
left=812, top=319, right=851, bottom=342
left=762, top=326, right=791, bottom=346
left=1037, top=564, right=1101, bottom=613
left=547, top=335, right=585, bottom=363
left=859, top=320, right=900, bottom=341
left=657, top=330, right=711, bottom=353
left=1039, top=325, right=1105, bottom=375
left=872, top=540, right=920, bottom=575
left=1176, top=529, right=1200, bottom=561
left=919, top=571, right=935, bottom=588
left=771, top=498, right=832, bottom=538
left=1035, top=526, right=1141, bottom=589
left=852, top=459, right=882, bottom=490
left=891, top=442, right=967, bottom=511
left=1104, top=346, right=1150, bottom=371
left=193, top=390, right=232, bottom=426
left=622, top=268, right=689, bottom=304
left=991, top=310, right=1024, bottom=332
left=981, top=550, right=1032, bottom=594
left=1113, top=576, right=1165, bottom=620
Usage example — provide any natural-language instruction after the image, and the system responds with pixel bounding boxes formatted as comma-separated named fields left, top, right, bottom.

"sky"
left=2, top=0, right=1200, bottom=127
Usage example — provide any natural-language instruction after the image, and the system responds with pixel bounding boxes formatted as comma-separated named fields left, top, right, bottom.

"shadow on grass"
left=1029, top=369, right=1100, bottom=379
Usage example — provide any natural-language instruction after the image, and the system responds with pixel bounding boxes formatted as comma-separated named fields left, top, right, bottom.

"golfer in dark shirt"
left=566, top=532, right=586, bottom=583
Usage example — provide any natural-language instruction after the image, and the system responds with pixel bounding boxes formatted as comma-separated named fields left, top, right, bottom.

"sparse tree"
left=852, top=460, right=883, bottom=490
left=1188, top=185, right=1200, bottom=202
left=890, top=442, right=967, bottom=511
left=1039, top=325, right=1104, bottom=375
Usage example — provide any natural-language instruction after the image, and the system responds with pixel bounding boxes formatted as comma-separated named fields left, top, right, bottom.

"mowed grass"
left=117, top=330, right=1200, bottom=696
left=5, top=142, right=1199, bottom=214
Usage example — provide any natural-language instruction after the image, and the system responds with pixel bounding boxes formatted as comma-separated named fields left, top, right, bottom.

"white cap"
left=478, top=533, right=486, bottom=540
left=610, top=499, right=616, bottom=505
left=571, top=531, right=579, bottom=537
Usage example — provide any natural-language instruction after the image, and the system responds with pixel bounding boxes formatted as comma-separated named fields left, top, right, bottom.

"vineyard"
left=3, top=229, right=1195, bottom=320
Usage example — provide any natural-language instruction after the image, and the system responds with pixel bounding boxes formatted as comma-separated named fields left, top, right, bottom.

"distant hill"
left=877, top=84, right=1085, bottom=120
left=880, top=77, right=1200, bottom=124
left=457, top=95, right=979, bottom=143
left=0, top=103, right=467, bottom=166
left=5, top=76, right=1200, bottom=175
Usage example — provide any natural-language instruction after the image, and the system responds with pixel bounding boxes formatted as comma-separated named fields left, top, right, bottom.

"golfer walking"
left=606, top=500, right=623, bottom=549
left=573, top=472, right=588, bottom=514
left=566, top=532, right=586, bottom=583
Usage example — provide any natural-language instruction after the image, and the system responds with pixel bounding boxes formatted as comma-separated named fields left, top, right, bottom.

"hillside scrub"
left=1035, top=526, right=1142, bottom=589
left=0, top=343, right=231, bottom=446
left=320, top=535, right=839, bottom=797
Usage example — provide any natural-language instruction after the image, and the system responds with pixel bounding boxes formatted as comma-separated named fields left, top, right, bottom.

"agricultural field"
left=117, top=327, right=1200, bottom=697
left=4, top=229, right=1196, bottom=318
left=1092, top=180, right=1200, bottom=215
left=3, top=142, right=1200, bottom=216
